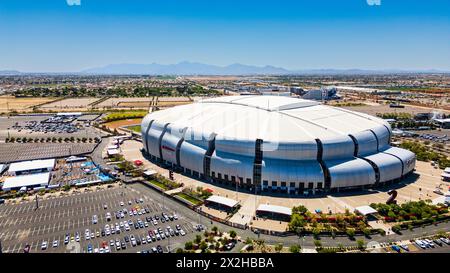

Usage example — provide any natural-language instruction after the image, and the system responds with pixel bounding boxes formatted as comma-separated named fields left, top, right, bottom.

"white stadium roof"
left=206, top=195, right=239, bottom=208
left=8, top=159, right=55, bottom=173
left=256, top=204, right=292, bottom=216
left=144, top=95, right=389, bottom=143
left=2, top=172, right=50, bottom=190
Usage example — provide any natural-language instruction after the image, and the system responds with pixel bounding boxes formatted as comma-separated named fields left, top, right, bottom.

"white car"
left=52, top=240, right=59, bottom=248
left=41, top=241, right=48, bottom=250
left=180, top=229, right=186, bottom=236
left=173, top=214, right=178, bottom=220
left=120, top=202, right=124, bottom=206
left=424, top=239, right=435, bottom=248
left=125, top=224, right=130, bottom=231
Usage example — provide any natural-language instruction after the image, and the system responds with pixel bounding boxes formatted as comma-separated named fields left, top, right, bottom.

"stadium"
left=141, top=96, right=416, bottom=194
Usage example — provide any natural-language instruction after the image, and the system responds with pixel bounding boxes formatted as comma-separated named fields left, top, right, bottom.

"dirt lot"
left=0, top=96, right=56, bottom=113
left=341, top=102, right=450, bottom=115
left=40, top=97, right=101, bottom=110
left=103, top=118, right=142, bottom=130
left=96, top=97, right=154, bottom=108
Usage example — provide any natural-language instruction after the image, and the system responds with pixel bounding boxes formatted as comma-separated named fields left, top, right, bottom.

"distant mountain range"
left=1, top=62, right=449, bottom=75
left=80, top=62, right=291, bottom=75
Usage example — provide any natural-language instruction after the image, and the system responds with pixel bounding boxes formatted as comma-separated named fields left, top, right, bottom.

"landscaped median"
left=370, top=200, right=449, bottom=234
left=174, top=192, right=203, bottom=206
left=287, top=205, right=380, bottom=238
left=143, top=174, right=183, bottom=192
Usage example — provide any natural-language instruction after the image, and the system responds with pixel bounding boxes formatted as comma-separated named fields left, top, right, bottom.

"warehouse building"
left=141, top=96, right=416, bottom=194
left=2, top=172, right=51, bottom=192
left=8, top=159, right=55, bottom=176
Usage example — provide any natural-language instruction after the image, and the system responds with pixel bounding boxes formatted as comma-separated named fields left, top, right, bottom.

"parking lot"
left=0, top=184, right=202, bottom=253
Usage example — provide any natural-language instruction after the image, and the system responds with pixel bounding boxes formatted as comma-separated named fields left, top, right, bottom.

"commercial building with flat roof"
left=8, top=159, right=55, bottom=176
left=142, top=96, right=416, bottom=194
left=2, top=172, right=50, bottom=191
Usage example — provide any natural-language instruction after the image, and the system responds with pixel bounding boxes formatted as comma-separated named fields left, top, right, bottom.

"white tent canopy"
left=256, top=204, right=292, bottom=216
left=206, top=195, right=239, bottom=208
left=354, top=205, right=378, bottom=216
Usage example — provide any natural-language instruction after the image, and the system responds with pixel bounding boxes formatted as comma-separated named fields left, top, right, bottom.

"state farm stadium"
left=141, top=96, right=415, bottom=194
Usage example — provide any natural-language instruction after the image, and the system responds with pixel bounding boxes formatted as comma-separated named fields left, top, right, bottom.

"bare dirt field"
left=39, top=97, right=101, bottom=110
left=342, top=103, right=450, bottom=116
left=103, top=118, right=142, bottom=130
left=96, top=97, right=155, bottom=108
left=0, top=96, right=56, bottom=113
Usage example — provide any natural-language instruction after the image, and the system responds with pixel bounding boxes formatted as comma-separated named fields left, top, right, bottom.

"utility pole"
left=35, top=195, right=39, bottom=210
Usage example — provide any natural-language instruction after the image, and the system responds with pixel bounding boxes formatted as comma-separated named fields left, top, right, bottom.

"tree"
left=292, top=205, right=308, bottom=215
left=356, top=239, right=366, bottom=250
left=212, top=226, right=218, bottom=234
left=176, top=248, right=184, bottom=253
left=184, top=241, right=193, bottom=250
left=229, top=230, right=237, bottom=239
left=288, top=214, right=306, bottom=231
left=194, top=234, right=202, bottom=244
left=313, top=240, right=322, bottom=248
left=274, top=243, right=283, bottom=253
left=199, top=241, right=208, bottom=252
left=346, top=228, right=355, bottom=239
left=289, top=244, right=301, bottom=253
left=312, top=227, right=321, bottom=239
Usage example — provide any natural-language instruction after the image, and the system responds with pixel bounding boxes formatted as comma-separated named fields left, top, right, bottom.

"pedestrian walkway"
left=229, top=196, right=255, bottom=226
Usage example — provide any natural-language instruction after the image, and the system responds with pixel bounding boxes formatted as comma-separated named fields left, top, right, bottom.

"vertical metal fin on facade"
left=203, top=133, right=217, bottom=179
left=253, top=139, right=263, bottom=191
left=144, top=120, right=154, bottom=155
left=369, top=129, right=380, bottom=152
left=349, top=134, right=380, bottom=184
left=382, top=124, right=392, bottom=144
left=158, top=123, right=170, bottom=162
left=175, top=127, right=188, bottom=168
left=383, top=152, right=405, bottom=176
left=315, top=139, right=331, bottom=190
left=348, top=134, right=359, bottom=157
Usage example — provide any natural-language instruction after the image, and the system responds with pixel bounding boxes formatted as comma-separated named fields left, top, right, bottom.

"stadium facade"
left=141, top=96, right=415, bottom=194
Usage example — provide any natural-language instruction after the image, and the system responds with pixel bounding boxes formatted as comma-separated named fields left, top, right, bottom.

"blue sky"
left=0, top=0, right=449, bottom=72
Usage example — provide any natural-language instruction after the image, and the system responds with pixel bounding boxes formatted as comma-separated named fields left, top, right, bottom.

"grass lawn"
left=148, top=180, right=170, bottom=191
left=104, top=111, right=148, bottom=122
left=176, top=193, right=203, bottom=206
left=127, top=125, right=141, bottom=133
